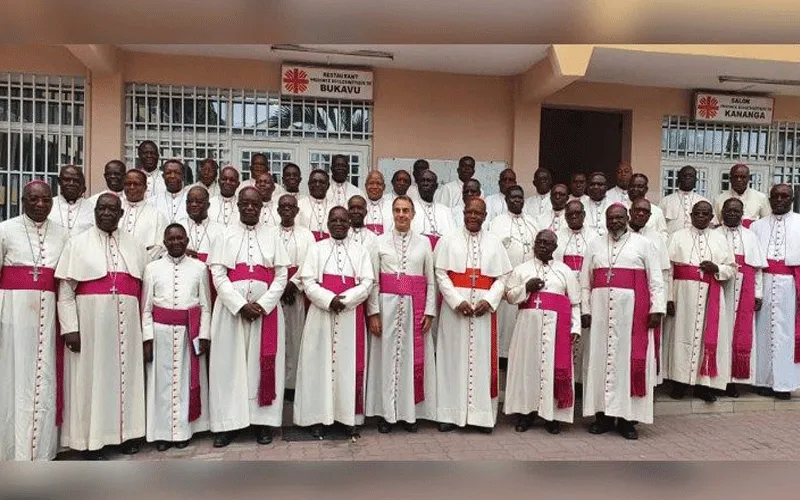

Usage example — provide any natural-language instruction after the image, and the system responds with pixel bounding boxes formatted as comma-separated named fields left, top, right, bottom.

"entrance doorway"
left=539, top=107, right=626, bottom=186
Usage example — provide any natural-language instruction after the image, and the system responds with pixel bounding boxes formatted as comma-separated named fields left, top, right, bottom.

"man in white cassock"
left=605, top=161, right=633, bottom=205
left=0, top=182, right=69, bottom=461
left=436, top=156, right=475, bottom=208
left=88, top=160, right=127, bottom=207
left=280, top=163, right=305, bottom=203
left=666, top=201, right=735, bottom=402
left=390, top=169, right=413, bottom=199
left=363, top=170, right=394, bottom=236
left=209, top=166, right=240, bottom=226
left=207, top=187, right=290, bottom=448
left=191, top=158, right=220, bottom=199
left=411, top=169, right=456, bottom=253
left=275, top=194, right=316, bottom=400
left=254, top=171, right=280, bottom=228
left=523, top=168, right=553, bottom=220
left=121, top=169, right=168, bottom=262
left=56, top=193, right=148, bottom=459
left=184, top=186, right=225, bottom=265
left=405, top=159, right=430, bottom=202
left=326, top=154, right=364, bottom=207
left=48, top=165, right=94, bottom=237
left=347, top=195, right=378, bottom=251
left=484, top=168, right=516, bottom=221
left=626, top=173, right=667, bottom=238
left=536, top=184, right=569, bottom=232
left=294, top=207, right=375, bottom=439
left=581, top=204, right=665, bottom=440
left=659, top=165, right=713, bottom=234
left=569, top=172, right=591, bottom=207
left=488, top=185, right=537, bottom=368
left=151, top=160, right=189, bottom=226
left=751, top=184, right=800, bottom=400
left=715, top=198, right=766, bottom=398
left=298, top=169, right=333, bottom=242
left=366, top=195, right=437, bottom=433
left=137, top=140, right=166, bottom=200
left=451, top=179, right=483, bottom=228
left=504, top=230, right=580, bottom=435
left=236, top=153, right=270, bottom=195
left=713, top=164, right=770, bottom=228
left=141, top=224, right=212, bottom=452
left=435, top=198, right=512, bottom=433
left=583, top=172, right=612, bottom=238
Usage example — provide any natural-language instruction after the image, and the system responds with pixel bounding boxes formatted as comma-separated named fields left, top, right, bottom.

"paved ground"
left=60, top=409, right=800, bottom=461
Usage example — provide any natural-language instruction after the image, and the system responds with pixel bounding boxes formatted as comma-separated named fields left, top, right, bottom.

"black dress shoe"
left=81, top=449, right=108, bottom=461
left=588, top=416, right=615, bottom=435
left=310, top=425, right=326, bottom=439
left=545, top=420, right=561, bottom=435
left=156, top=441, right=172, bottom=452
left=616, top=419, right=638, bottom=440
left=402, top=421, right=418, bottom=433
left=284, top=389, right=295, bottom=402
left=255, top=426, right=273, bottom=445
left=725, top=383, right=740, bottom=398
left=348, top=426, right=360, bottom=438
left=377, top=418, right=392, bottom=434
left=775, top=391, right=792, bottom=400
left=755, top=386, right=773, bottom=397
left=476, top=426, right=493, bottom=434
left=213, top=432, right=234, bottom=448
left=438, top=422, right=457, bottom=432
left=694, top=386, right=717, bottom=403
left=119, top=440, right=141, bottom=455
left=514, top=414, right=533, bottom=433
left=669, top=383, right=687, bottom=400
left=174, top=440, right=190, bottom=449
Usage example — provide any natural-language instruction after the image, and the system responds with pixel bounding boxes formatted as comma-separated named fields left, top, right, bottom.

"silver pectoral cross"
left=605, top=268, right=614, bottom=283
left=533, top=294, right=542, bottom=309
left=248, top=263, right=255, bottom=273
left=110, top=284, right=118, bottom=296
left=469, top=269, right=479, bottom=288
left=29, top=266, right=41, bottom=282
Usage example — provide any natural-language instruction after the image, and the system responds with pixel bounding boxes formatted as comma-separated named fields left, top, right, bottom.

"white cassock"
left=151, top=189, right=189, bottom=226
left=524, top=192, right=552, bottom=220
left=504, top=259, right=581, bottom=423
left=715, top=224, right=766, bottom=384
left=411, top=199, right=456, bottom=252
left=623, top=199, right=668, bottom=239
left=365, top=230, right=437, bottom=423
left=278, top=225, right=316, bottom=390
left=191, top=181, right=220, bottom=199
left=186, top=217, right=225, bottom=263
left=207, top=223, right=290, bottom=431
left=536, top=209, right=566, bottom=233
left=56, top=227, right=148, bottom=451
left=293, top=238, right=375, bottom=427
left=751, top=213, right=800, bottom=392
left=120, top=199, right=168, bottom=262
left=327, top=181, right=364, bottom=208
left=554, top=226, right=596, bottom=384
left=606, top=186, right=630, bottom=205
left=141, top=256, right=212, bottom=442
left=297, top=196, right=332, bottom=241
left=659, top=190, right=712, bottom=235
left=143, top=169, right=167, bottom=200
left=48, top=195, right=94, bottom=237
left=406, top=184, right=421, bottom=201
left=259, top=200, right=280, bottom=228
left=88, top=190, right=126, bottom=208
left=583, top=197, right=612, bottom=238
left=489, top=212, right=537, bottom=358
left=581, top=232, right=665, bottom=424
left=714, top=188, right=770, bottom=227
left=349, top=226, right=378, bottom=252
left=0, top=216, right=68, bottom=461
left=365, top=197, right=394, bottom=235
left=436, top=179, right=464, bottom=208
left=569, top=194, right=591, bottom=206
left=666, top=227, right=735, bottom=390
left=484, top=192, right=507, bottom=221
left=208, top=195, right=237, bottom=227
left=434, top=229, right=512, bottom=427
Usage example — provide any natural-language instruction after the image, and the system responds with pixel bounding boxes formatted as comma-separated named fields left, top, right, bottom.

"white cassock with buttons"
left=208, top=194, right=238, bottom=227
left=151, top=189, right=189, bottom=227
left=326, top=181, right=364, bottom=208
left=523, top=191, right=552, bottom=221
left=434, top=228, right=512, bottom=428
left=293, top=237, right=375, bottom=427
left=121, top=198, right=168, bottom=261
left=666, top=226, right=736, bottom=390
left=583, top=197, right=612, bottom=239
left=503, top=258, right=581, bottom=424
left=365, top=196, right=394, bottom=235
left=141, top=255, right=212, bottom=442
left=186, top=217, right=225, bottom=262
left=48, top=194, right=94, bottom=237
left=55, top=227, right=148, bottom=451
left=297, top=196, right=331, bottom=241
left=751, top=212, right=800, bottom=392
left=207, top=223, right=290, bottom=431
left=659, top=190, right=713, bottom=235
left=0, top=215, right=69, bottom=460
left=580, top=232, right=665, bottom=424
left=259, top=199, right=280, bottom=228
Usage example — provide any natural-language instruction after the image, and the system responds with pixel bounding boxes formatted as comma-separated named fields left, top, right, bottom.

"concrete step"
left=654, top=386, right=800, bottom=416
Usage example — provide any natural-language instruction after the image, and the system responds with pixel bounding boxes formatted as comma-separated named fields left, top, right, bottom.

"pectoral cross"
left=248, top=263, right=255, bottom=273
left=110, top=284, right=118, bottom=296
left=605, top=268, right=615, bottom=283
left=469, top=268, right=479, bottom=288
left=532, top=294, right=542, bottom=309
left=29, top=266, right=41, bottom=282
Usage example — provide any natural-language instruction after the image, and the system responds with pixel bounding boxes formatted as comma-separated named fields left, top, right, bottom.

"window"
left=0, top=72, right=85, bottom=221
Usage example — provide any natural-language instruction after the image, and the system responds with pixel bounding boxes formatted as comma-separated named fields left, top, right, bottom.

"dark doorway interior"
left=539, top=107, right=624, bottom=186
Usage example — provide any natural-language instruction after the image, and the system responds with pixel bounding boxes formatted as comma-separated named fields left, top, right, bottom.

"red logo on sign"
left=283, top=68, right=309, bottom=94
left=697, top=95, right=719, bottom=119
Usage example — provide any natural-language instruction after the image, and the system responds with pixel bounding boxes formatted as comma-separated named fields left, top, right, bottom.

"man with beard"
left=390, top=169, right=413, bottom=198
left=254, top=171, right=279, bottom=227
left=363, top=170, right=393, bottom=235
left=280, top=163, right=304, bottom=201
left=626, top=173, right=667, bottom=238
left=581, top=204, right=665, bottom=440
left=0, top=181, right=69, bottom=460
left=606, top=161, right=633, bottom=205
left=298, top=169, right=332, bottom=242
left=434, top=198, right=512, bottom=434
left=504, top=230, right=581, bottom=435
left=583, top=172, right=612, bottom=239
left=524, top=168, right=554, bottom=220
left=137, top=140, right=165, bottom=200
left=121, top=169, right=168, bottom=262
left=141, top=224, right=212, bottom=452
left=569, top=172, right=590, bottom=206
left=89, top=160, right=127, bottom=207
left=326, top=154, right=363, bottom=207
left=713, top=163, right=770, bottom=228
left=537, top=183, right=569, bottom=232
left=152, top=160, right=189, bottom=226
left=411, top=170, right=455, bottom=252
left=49, top=165, right=94, bottom=237
left=209, top=166, right=241, bottom=226
left=659, top=165, right=713, bottom=234
left=452, top=179, right=482, bottom=228
left=484, top=168, right=517, bottom=221
left=666, top=201, right=735, bottom=402
left=437, top=156, right=476, bottom=208
left=192, top=158, right=220, bottom=198
left=207, top=187, right=290, bottom=448
left=294, top=207, right=375, bottom=439
left=56, top=193, right=148, bottom=459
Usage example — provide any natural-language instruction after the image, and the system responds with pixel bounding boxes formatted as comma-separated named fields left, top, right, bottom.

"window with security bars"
left=0, top=72, right=85, bottom=221
left=661, top=115, right=770, bottom=162
left=310, top=151, right=362, bottom=187
left=772, top=122, right=800, bottom=187
left=124, top=83, right=372, bottom=176
left=239, top=149, right=292, bottom=184
left=661, top=166, right=710, bottom=197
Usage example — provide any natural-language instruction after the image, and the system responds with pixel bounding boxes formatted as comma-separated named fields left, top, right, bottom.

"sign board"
left=693, top=92, right=774, bottom=125
left=281, top=64, right=373, bottom=101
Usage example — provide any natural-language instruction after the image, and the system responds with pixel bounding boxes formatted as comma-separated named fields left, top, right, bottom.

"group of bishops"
left=2, top=140, right=799, bottom=460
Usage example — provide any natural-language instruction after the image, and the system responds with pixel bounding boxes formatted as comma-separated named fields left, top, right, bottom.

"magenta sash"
left=195, top=253, right=217, bottom=304
left=673, top=264, right=722, bottom=378
left=321, top=273, right=366, bottom=415
left=591, top=267, right=652, bottom=397
left=313, top=230, right=330, bottom=242
left=365, top=223, right=384, bottom=235
left=765, top=259, right=800, bottom=363
left=0, top=266, right=63, bottom=426
left=562, top=255, right=584, bottom=273
left=519, top=291, right=574, bottom=409
left=227, top=263, right=279, bottom=407
left=379, top=273, right=427, bottom=404
left=732, top=254, right=757, bottom=378
left=75, top=272, right=141, bottom=298
left=741, top=219, right=753, bottom=229
left=152, top=305, right=203, bottom=421
left=424, top=233, right=441, bottom=250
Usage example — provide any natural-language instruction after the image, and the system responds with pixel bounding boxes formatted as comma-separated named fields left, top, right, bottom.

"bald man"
left=363, top=170, right=393, bottom=235
left=49, top=165, right=94, bottom=237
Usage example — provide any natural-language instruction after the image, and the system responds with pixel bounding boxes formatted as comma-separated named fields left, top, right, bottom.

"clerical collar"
left=610, top=229, right=628, bottom=241
left=281, top=224, right=295, bottom=231
left=238, top=221, right=258, bottom=231
left=368, top=198, right=383, bottom=204
left=167, top=254, right=186, bottom=264
left=167, top=190, right=183, bottom=198
left=190, top=217, right=208, bottom=226
left=691, top=226, right=709, bottom=234
left=392, top=228, right=410, bottom=237
left=23, top=214, right=46, bottom=228
left=311, top=196, right=325, bottom=203
left=570, top=227, right=584, bottom=234
left=510, top=211, right=523, bottom=218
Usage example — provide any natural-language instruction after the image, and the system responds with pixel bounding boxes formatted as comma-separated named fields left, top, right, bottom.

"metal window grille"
left=0, top=72, right=85, bottom=221
left=310, top=151, right=362, bottom=187
left=239, top=149, right=292, bottom=183
left=661, top=166, right=710, bottom=197
left=124, top=83, right=373, bottom=177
